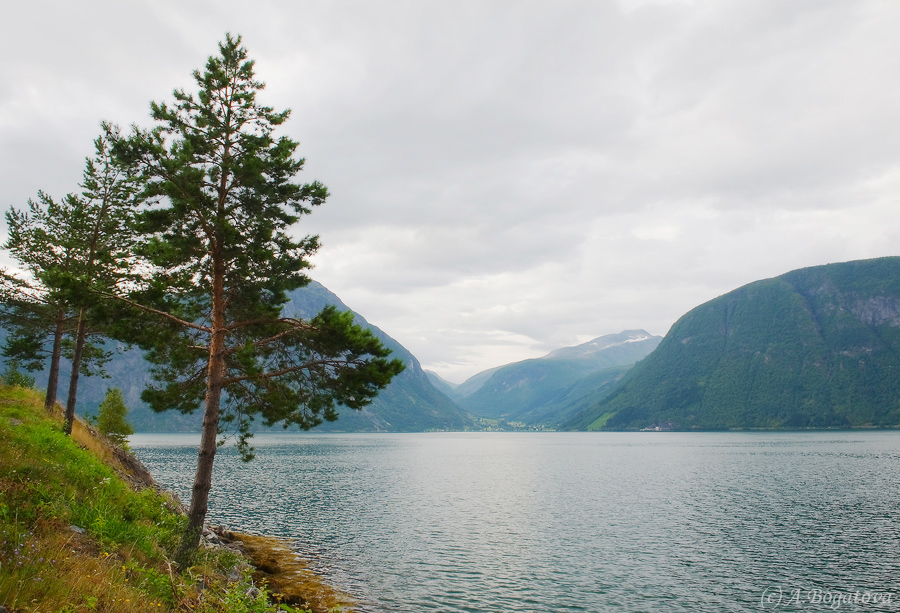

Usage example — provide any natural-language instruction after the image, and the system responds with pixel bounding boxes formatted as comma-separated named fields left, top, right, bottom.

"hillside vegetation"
left=566, top=257, right=900, bottom=430
left=0, top=383, right=340, bottom=612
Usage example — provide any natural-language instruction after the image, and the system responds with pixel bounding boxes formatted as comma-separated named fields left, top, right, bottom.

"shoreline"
left=85, top=418, right=359, bottom=613
left=208, top=527, right=358, bottom=613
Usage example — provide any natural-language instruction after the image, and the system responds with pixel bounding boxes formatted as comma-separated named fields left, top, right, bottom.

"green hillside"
left=0, top=383, right=323, bottom=612
left=460, top=358, right=599, bottom=420
left=457, top=330, right=661, bottom=424
left=506, top=365, right=631, bottom=425
left=566, top=257, right=900, bottom=431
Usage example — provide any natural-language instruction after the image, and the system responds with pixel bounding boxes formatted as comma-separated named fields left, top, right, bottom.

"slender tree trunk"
left=64, top=310, right=88, bottom=435
left=44, top=307, right=66, bottom=413
left=178, top=263, right=227, bottom=560
left=178, top=128, right=233, bottom=562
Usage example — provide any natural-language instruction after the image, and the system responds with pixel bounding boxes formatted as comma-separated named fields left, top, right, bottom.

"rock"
left=69, top=525, right=86, bottom=534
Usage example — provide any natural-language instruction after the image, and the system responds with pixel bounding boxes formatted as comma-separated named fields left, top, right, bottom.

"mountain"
left=280, top=283, right=472, bottom=432
left=424, top=370, right=459, bottom=398
left=1, top=281, right=472, bottom=432
left=452, top=366, right=502, bottom=399
left=565, top=257, right=900, bottom=431
left=456, top=330, right=662, bottom=425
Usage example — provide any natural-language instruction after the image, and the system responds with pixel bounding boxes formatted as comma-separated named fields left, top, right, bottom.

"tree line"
left=0, top=34, right=404, bottom=559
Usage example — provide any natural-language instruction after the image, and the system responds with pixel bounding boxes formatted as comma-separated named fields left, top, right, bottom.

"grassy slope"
left=0, top=383, right=321, bottom=613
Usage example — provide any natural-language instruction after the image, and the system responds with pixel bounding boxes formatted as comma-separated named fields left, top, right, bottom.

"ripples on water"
left=132, top=432, right=900, bottom=612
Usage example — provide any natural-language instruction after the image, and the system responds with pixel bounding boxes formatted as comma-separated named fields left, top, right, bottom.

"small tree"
left=1, top=360, right=36, bottom=389
left=95, top=387, right=134, bottom=446
left=113, top=34, right=404, bottom=557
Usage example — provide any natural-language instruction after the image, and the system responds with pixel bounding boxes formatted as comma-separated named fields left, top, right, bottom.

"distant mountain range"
left=565, top=257, right=900, bottom=431
left=1, top=281, right=472, bottom=433
left=8, top=257, right=899, bottom=433
left=448, top=330, right=662, bottom=427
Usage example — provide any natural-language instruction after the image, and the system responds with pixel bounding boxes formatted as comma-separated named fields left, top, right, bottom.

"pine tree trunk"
left=44, top=307, right=66, bottom=413
left=64, top=310, right=87, bottom=435
left=178, top=124, right=233, bottom=561
left=178, top=261, right=227, bottom=560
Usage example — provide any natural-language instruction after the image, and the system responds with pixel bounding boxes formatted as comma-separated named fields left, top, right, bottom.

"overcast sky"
left=3, top=1, right=900, bottom=383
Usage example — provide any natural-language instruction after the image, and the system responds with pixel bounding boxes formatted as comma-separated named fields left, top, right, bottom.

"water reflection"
left=132, top=432, right=900, bottom=612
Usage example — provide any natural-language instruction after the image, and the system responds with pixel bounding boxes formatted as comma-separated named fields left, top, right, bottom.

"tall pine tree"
left=54, top=127, right=139, bottom=434
left=114, top=34, right=403, bottom=556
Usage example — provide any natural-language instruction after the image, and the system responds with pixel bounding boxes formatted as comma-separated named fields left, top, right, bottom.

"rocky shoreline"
left=205, top=527, right=357, bottom=612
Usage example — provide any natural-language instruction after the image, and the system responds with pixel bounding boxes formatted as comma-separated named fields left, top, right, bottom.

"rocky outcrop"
left=210, top=527, right=358, bottom=613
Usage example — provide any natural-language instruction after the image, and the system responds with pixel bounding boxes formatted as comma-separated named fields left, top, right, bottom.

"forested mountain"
left=1, top=282, right=472, bottom=432
left=565, top=257, right=900, bottom=431
left=456, top=330, right=662, bottom=425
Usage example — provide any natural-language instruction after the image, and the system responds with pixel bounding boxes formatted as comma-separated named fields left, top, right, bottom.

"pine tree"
left=2, top=192, right=79, bottom=412
left=1, top=128, right=137, bottom=431
left=113, top=34, right=404, bottom=556
left=1, top=360, right=36, bottom=389
left=95, top=387, right=134, bottom=446
left=53, top=127, right=139, bottom=434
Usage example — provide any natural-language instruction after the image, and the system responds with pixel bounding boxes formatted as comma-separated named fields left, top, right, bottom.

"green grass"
left=586, top=411, right=615, bottom=431
left=0, top=383, right=313, bottom=612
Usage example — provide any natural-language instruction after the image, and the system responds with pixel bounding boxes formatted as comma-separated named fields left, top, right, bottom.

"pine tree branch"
left=221, top=357, right=366, bottom=386
left=95, top=289, right=212, bottom=333
left=222, top=316, right=312, bottom=332
left=221, top=324, right=303, bottom=356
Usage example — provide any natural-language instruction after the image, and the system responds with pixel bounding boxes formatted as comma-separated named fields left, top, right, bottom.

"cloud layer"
left=3, top=0, right=899, bottom=382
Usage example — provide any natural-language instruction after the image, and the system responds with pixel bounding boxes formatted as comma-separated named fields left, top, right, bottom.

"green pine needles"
left=109, top=34, right=404, bottom=555
left=2, top=127, right=138, bottom=432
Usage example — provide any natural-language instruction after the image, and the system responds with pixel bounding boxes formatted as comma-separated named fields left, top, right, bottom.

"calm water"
left=130, top=432, right=900, bottom=612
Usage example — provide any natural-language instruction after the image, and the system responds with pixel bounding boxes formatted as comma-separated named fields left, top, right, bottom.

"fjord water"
left=131, top=432, right=900, bottom=612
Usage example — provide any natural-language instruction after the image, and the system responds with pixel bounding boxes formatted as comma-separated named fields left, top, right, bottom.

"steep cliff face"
left=565, top=257, right=900, bottom=430
left=847, top=295, right=900, bottom=327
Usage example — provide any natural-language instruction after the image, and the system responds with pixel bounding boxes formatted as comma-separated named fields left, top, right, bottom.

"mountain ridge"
left=565, top=256, right=900, bottom=431
left=455, top=330, right=662, bottom=425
